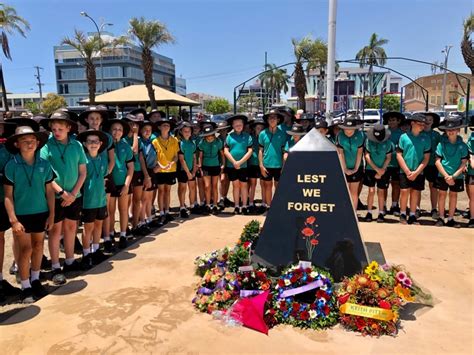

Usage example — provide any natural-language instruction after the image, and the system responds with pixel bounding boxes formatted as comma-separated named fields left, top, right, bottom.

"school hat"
left=129, top=108, right=147, bottom=117
left=0, top=116, right=16, bottom=139
left=298, top=113, right=315, bottom=122
left=199, top=118, right=218, bottom=129
left=438, top=116, right=468, bottom=131
left=407, top=113, right=428, bottom=124
left=139, top=119, right=156, bottom=129
left=286, top=123, right=307, bottom=136
left=76, top=129, right=109, bottom=154
left=78, top=105, right=109, bottom=127
left=423, top=112, right=441, bottom=128
left=382, top=111, right=405, bottom=125
left=226, top=114, right=248, bottom=126
left=103, top=119, right=130, bottom=137
left=274, top=106, right=296, bottom=121
left=123, top=113, right=144, bottom=123
left=314, top=119, right=328, bottom=129
left=249, top=117, right=266, bottom=128
left=154, top=116, right=176, bottom=129
left=177, top=121, right=193, bottom=130
left=55, top=107, right=80, bottom=123
left=339, top=114, right=363, bottom=129
left=40, top=110, right=79, bottom=133
left=147, top=109, right=166, bottom=120
left=367, top=123, right=391, bottom=143
left=5, top=125, right=49, bottom=154
left=200, top=125, right=218, bottom=137
left=328, top=115, right=344, bottom=128
left=263, top=109, right=284, bottom=124
left=7, top=117, right=40, bottom=132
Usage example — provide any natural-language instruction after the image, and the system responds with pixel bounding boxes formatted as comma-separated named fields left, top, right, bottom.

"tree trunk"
left=0, top=63, right=9, bottom=112
left=369, top=65, right=373, bottom=96
left=142, top=49, right=157, bottom=109
left=86, top=59, right=96, bottom=105
left=295, top=62, right=306, bottom=110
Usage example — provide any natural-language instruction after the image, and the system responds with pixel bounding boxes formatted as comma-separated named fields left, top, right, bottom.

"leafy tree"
left=356, top=33, right=389, bottom=96
left=461, top=13, right=474, bottom=75
left=0, top=4, right=30, bottom=111
left=259, top=63, right=290, bottom=108
left=364, top=95, right=400, bottom=112
left=128, top=17, right=175, bottom=109
left=42, top=93, right=66, bottom=115
left=24, top=101, right=40, bottom=114
left=204, top=98, right=231, bottom=114
left=237, top=93, right=261, bottom=114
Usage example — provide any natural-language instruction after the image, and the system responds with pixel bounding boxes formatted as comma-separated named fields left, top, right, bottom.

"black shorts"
left=54, top=196, right=83, bottom=223
left=145, top=169, right=158, bottom=191
left=434, top=177, right=464, bottom=192
left=177, top=170, right=196, bottom=183
left=261, top=167, right=282, bottom=182
left=81, top=206, right=108, bottom=223
left=466, top=174, right=474, bottom=186
left=424, top=165, right=438, bottom=183
left=195, top=169, right=203, bottom=179
left=225, top=167, right=249, bottom=182
left=202, top=166, right=221, bottom=177
left=18, top=212, right=49, bottom=234
left=156, top=172, right=176, bottom=185
left=345, top=166, right=364, bottom=183
left=386, top=167, right=400, bottom=182
left=399, top=173, right=425, bottom=191
left=131, top=171, right=144, bottom=187
left=248, top=165, right=261, bottom=179
left=105, top=174, right=113, bottom=194
left=0, top=203, right=10, bottom=232
left=363, top=169, right=390, bottom=189
left=109, top=185, right=132, bottom=198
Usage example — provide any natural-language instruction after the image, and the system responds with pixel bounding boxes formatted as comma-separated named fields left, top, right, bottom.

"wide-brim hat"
left=382, top=111, right=405, bottom=125
left=249, top=117, right=266, bottom=127
left=339, top=115, right=363, bottom=129
left=263, top=109, right=284, bottom=124
left=177, top=121, right=193, bottom=130
left=314, top=119, right=328, bottom=129
left=200, top=126, right=218, bottom=137
left=55, top=108, right=79, bottom=123
left=0, top=117, right=16, bottom=138
left=328, top=116, right=344, bottom=128
left=76, top=129, right=109, bottom=154
left=129, top=108, right=147, bottom=117
left=78, top=105, right=109, bottom=127
left=154, top=117, right=176, bottom=129
left=40, top=111, right=78, bottom=134
left=217, top=121, right=230, bottom=131
left=438, top=118, right=468, bottom=131
left=5, top=126, right=49, bottom=154
left=103, top=119, right=130, bottom=137
left=367, top=123, right=391, bottom=143
left=298, top=113, right=315, bottom=122
left=199, top=119, right=217, bottom=129
left=407, top=113, right=428, bottom=124
left=226, top=114, right=248, bottom=126
left=287, top=123, right=307, bottom=136
left=423, top=112, right=441, bottom=128
left=7, top=117, right=40, bottom=132
left=139, top=119, right=156, bottom=129
left=147, top=109, right=166, bottom=120
left=273, top=106, right=296, bottom=121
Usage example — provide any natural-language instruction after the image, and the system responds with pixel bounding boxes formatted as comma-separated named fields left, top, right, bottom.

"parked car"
left=361, top=109, right=382, bottom=125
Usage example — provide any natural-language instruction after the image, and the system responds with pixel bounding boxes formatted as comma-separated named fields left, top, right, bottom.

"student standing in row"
left=177, top=122, right=197, bottom=217
left=247, top=117, right=266, bottom=214
left=283, top=123, right=306, bottom=162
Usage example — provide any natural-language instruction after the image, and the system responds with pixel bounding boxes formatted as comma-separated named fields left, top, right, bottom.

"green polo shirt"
left=284, top=137, right=297, bottom=153
left=397, top=132, right=431, bottom=172
left=40, top=136, right=87, bottom=198
left=0, top=145, right=12, bottom=201
left=248, top=135, right=260, bottom=166
left=435, top=139, right=469, bottom=179
left=421, top=129, right=441, bottom=166
left=179, top=139, right=196, bottom=171
left=258, top=128, right=287, bottom=169
left=4, top=154, right=54, bottom=215
left=112, top=139, right=134, bottom=185
left=468, top=132, right=474, bottom=176
left=388, top=128, right=403, bottom=168
left=141, top=138, right=157, bottom=169
left=365, top=140, right=393, bottom=170
left=83, top=154, right=108, bottom=209
left=336, top=130, right=365, bottom=170
left=124, top=135, right=142, bottom=172
left=278, top=123, right=292, bottom=135
left=225, top=132, right=252, bottom=168
left=198, top=138, right=223, bottom=167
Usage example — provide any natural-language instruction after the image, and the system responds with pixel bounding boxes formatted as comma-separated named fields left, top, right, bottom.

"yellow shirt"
left=152, top=136, right=179, bottom=173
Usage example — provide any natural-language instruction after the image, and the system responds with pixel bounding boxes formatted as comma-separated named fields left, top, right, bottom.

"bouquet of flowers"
left=270, top=264, right=338, bottom=330
left=236, top=220, right=261, bottom=248
left=237, top=268, right=272, bottom=297
left=194, top=247, right=231, bottom=277
left=193, top=267, right=239, bottom=314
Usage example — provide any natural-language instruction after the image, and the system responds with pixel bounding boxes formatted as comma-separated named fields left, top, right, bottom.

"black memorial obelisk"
left=253, top=128, right=369, bottom=280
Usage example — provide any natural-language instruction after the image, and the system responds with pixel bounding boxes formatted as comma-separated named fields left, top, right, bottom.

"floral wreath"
left=194, top=247, right=230, bottom=277
left=268, top=264, right=338, bottom=329
left=193, top=266, right=239, bottom=314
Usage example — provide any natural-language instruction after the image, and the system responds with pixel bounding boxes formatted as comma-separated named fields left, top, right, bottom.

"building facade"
left=403, top=73, right=473, bottom=112
left=176, top=77, right=187, bottom=96
left=54, top=32, right=176, bottom=107
left=0, top=92, right=52, bottom=111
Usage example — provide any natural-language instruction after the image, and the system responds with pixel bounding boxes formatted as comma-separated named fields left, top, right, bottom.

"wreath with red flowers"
left=268, top=264, right=338, bottom=330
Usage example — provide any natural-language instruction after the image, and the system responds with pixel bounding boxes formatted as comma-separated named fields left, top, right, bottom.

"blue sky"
left=2, top=0, right=472, bottom=101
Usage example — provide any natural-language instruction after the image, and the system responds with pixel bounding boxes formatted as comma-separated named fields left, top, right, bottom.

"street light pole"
left=441, top=45, right=452, bottom=112
left=326, top=0, right=337, bottom=115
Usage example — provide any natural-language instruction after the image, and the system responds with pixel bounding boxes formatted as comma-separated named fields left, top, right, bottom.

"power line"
left=34, top=66, right=44, bottom=108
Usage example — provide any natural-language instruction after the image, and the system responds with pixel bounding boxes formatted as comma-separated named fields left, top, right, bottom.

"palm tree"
left=128, top=17, right=175, bottom=109
left=0, top=4, right=30, bottom=111
left=461, top=13, right=474, bottom=74
left=259, top=64, right=290, bottom=107
left=355, top=33, right=388, bottom=96
left=62, top=30, right=127, bottom=104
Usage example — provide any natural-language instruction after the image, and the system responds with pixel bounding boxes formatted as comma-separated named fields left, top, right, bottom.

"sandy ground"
left=0, top=183, right=473, bottom=354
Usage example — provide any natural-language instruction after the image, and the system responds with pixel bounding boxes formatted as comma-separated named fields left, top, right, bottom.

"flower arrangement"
left=227, top=243, right=252, bottom=273
left=194, top=247, right=231, bottom=277
left=192, top=267, right=239, bottom=314
left=237, top=268, right=272, bottom=296
left=270, top=264, right=338, bottom=330
left=236, top=220, right=261, bottom=249
left=300, top=216, right=320, bottom=261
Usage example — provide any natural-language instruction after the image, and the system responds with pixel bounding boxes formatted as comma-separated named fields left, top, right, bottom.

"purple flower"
left=403, top=277, right=413, bottom=288
left=396, top=271, right=407, bottom=282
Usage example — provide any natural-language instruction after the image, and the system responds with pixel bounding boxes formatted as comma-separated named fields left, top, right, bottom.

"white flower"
left=319, top=298, right=326, bottom=305
left=284, top=279, right=291, bottom=286
left=320, top=285, right=327, bottom=291
left=309, top=310, right=317, bottom=319
left=310, top=271, right=319, bottom=278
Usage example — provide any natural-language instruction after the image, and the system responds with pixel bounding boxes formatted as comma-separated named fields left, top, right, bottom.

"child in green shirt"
left=283, top=123, right=306, bottom=161
left=248, top=117, right=266, bottom=214
left=177, top=122, right=197, bottom=217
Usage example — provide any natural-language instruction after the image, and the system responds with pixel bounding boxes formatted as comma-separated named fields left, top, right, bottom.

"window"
left=68, top=83, right=88, bottom=94
left=59, top=68, right=85, bottom=80
left=13, top=99, right=22, bottom=107
left=334, top=81, right=355, bottom=95
left=389, top=83, right=399, bottom=92
left=436, top=96, right=441, bottom=105
left=96, top=66, right=121, bottom=78
left=430, top=96, right=436, bottom=104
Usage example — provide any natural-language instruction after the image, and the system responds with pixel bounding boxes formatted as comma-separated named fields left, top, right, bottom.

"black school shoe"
left=0, top=279, right=21, bottom=298
left=364, top=212, right=373, bottom=222
left=21, top=287, right=35, bottom=304
left=431, top=209, right=440, bottom=220
left=217, top=199, right=225, bottom=210
left=376, top=213, right=385, bottom=223
left=224, top=197, right=234, bottom=207
left=118, top=236, right=127, bottom=249
left=103, top=240, right=114, bottom=253
left=9, top=261, right=17, bottom=275
left=241, top=207, right=249, bottom=215
left=63, top=260, right=82, bottom=273
left=41, top=255, right=51, bottom=270
left=445, top=219, right=461, bottom=228
left=51, top=269, right=67, bottom=286
left=149, top=217, right=163, bottom=228
left=233, top=207, right=240, bottom=215
left=468, top=219, right=474, bottom=228
left=190, top=205, right=201, bottom=215
left=180, top=208, right=189, bottom=218
left=92, top=249, right=108, bottom=265
left=357, top=199, right=367, bottom=211
left=165, top=213, right=174, bottom=222
left=212, top=206, right=219, bottom=215
left=435, top=218, right=445, bottom=227
left=399, top=214, right=408, bottom=225
left=31, top=279, right=48, bottom=299
left=79, top=254, right=93, bottom=270
left=407, top=215, right=418, bottom=225
left=389, top=205, right=400, bottom=216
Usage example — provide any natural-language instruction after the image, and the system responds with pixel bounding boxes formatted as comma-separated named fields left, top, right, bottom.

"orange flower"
left=356, top=275, right=369, bottom=286
left=371, top=322, right=379, bottom=330
left=302, top=227, right=314, bottom=237
left=310, top=239, right=319, bottom=246
left=306, top=216, right=316, bottom=224
left=394, top=284, right=415, bottom=302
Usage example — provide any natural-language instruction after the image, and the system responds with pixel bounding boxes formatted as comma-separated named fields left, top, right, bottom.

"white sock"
left=83, top=248, right=90, bottom=256
left=409, top=212, right=415, bottom=217
left=120, top=232, right=126, bottom=238
left=31, top=270, right=40, bottom=282
left=165, top=209, right=170, bottom=214
left=0, top=272, right=3, bottom=281
left=146, top=217, right=152, bottom=223
left=109, top=232, right=115, bottom=237
left=52, top=262, right=61, bottom=270
left=447, top=216, right=453, bottom=221
left=103, top=236, right=111, bottom=242
left=400, top=211, right=406, bottom=216
left=180, top=207, right=186, bottom=211
left=392, top=202, right=398, bottom=207
left=21, top=279, right=31, bottom=290
left=160, top=211, right=165, bottom=216
left=65, top=258, right=75, bottom=265
left=92, top=243, right=100, bottom=252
